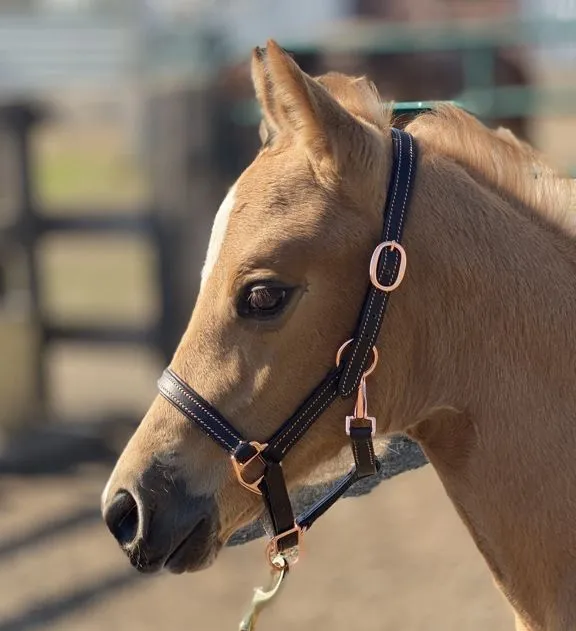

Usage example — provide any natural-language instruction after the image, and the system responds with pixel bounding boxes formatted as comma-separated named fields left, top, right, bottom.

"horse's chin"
left=169, top=513, right=264, bottom=573
left=163, top=528, right=223, bottom=574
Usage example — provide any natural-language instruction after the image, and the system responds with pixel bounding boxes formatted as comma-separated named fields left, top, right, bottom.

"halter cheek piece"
left=158, top=128, right=417, bottom=568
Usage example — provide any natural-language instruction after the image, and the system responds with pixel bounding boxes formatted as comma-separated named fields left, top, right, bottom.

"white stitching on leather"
left=367, top=439, right=375, bottom=468
left=352, top=437, right=360, bottom=468
left=359, top=133, right=414, bottom=380
left=358, top=133, right=414, bottom=376
left=280, top=391, right=337, bottom=455
left=351, top=429, right=376, bottom=470
left=159, top=384, right=237, bottom=451
left=273, top=374, right=337, bottom=448
left=341, top=130, right=407, bottom=397
left=383, top=132, right=403, bottom=239
left=279, top=384, right=339, bottom=455
left=165, top=374, right=240, bottom=446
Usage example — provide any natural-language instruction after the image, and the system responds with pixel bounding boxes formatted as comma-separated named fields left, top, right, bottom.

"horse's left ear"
left=252, top=40, right=365, bottom=167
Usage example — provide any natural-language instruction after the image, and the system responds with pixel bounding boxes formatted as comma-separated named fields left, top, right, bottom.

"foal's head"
left=102, top=41, right=394, bottom=573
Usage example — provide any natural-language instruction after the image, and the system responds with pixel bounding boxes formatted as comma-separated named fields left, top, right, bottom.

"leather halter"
left=158, top=128, right=417, bottom=568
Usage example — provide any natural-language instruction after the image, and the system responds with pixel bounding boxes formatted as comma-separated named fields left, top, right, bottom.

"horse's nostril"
left=104, top=490, right=140, bottom=547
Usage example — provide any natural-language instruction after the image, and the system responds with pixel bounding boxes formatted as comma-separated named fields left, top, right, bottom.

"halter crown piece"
left=157, top=128, right=417, bottom=626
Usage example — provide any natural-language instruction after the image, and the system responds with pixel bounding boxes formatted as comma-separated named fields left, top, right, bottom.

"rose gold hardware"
left=345, top=377, right=376, bottom=436
left=230, top=441, right=268, bottom=495
left=336, top=339, right=379, bottom=377
left=265, top=525, right=302, bottom=569
left=369, top=241, right=407, bottom=292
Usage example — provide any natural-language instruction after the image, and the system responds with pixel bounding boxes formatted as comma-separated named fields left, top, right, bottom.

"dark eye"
left=237, top=282, right=294, bottom=320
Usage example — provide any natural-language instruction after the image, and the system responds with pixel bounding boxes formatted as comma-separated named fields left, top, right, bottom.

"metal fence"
left=0, top=13, right=220, bottom=95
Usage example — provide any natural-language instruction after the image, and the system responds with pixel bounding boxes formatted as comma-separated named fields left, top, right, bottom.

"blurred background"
left=0, top=1, right=574, bottom=629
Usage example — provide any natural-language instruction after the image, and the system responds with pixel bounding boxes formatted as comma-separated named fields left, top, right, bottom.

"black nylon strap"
left=158, top=369, right=244, bottom=453
left=338, top=128, right=417, bottom=398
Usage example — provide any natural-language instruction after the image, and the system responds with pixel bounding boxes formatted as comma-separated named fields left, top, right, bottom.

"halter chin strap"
left=157, top=128, right=418, bottom=568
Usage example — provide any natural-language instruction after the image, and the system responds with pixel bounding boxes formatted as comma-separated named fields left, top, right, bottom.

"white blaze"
left=200, top=183, right=237, bottom=288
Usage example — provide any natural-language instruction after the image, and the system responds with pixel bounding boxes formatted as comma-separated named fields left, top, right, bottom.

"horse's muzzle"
left=102, top=464, right=221, bottom=574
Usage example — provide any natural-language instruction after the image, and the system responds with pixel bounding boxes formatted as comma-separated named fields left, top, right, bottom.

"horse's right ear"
left=251, top=46, right=279, bottom=146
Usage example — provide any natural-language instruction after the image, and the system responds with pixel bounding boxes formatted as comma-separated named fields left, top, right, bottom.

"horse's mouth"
left=164, top=518, right=221, bottom=574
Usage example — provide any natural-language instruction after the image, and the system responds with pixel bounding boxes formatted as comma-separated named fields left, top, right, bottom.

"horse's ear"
left=251, top=40, right=362, bottom=164
left=251, top=45, right=279, bottom=146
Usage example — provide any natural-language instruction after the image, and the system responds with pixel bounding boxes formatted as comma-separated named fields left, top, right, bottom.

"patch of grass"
left=35, top=123, right=146, bottom=213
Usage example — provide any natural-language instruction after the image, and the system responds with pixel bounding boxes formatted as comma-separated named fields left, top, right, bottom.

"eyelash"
left=237, top=282, right=295, bottom=320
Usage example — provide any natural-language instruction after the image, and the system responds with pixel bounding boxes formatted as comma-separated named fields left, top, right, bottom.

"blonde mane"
left=407, top=104, right=576, bottom=236
left=309, top=79, right=576, bottom=237
left=315, top=72, right=393, bottom=133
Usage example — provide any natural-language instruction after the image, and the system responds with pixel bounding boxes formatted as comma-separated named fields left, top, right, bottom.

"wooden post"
left=0, top=101, right=47, bottom=430
left=144, top=83, right=229, bottom=356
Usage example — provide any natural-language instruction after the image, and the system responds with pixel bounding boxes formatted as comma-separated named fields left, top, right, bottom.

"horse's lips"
left=163, top=518, right=219, bottom=574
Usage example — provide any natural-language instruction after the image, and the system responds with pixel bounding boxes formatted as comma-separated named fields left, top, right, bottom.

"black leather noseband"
left=158, top=128, right=417, bottom=565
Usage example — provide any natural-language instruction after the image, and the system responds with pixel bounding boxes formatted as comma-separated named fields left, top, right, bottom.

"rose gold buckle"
left=230, top=441, right=268, bottom=495
left=265, top=525, right=303, bottom=569
left=336, top=339, right=378, bottom=376
left=369, top=240, right=407, bottom=292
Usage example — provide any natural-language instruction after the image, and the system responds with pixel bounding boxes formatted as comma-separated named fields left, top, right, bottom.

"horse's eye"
left=238, top=283, right=294, bottom=320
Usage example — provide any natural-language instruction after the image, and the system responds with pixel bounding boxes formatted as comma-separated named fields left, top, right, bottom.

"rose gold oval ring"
left=369, top=241, right=407, bottom=292
left=335, top=339, right=379, bottom=377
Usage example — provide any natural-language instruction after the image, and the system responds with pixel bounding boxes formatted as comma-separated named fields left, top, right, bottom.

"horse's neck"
left=396, top=155, right=576, bottom=629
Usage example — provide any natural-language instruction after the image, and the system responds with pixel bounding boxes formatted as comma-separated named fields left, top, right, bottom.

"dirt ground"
left=0, top=462, right=514, bottom=631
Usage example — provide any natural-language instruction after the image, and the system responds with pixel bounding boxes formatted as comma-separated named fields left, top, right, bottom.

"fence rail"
left=299, top=17, right=576, bottom=54
left=0, top=15, right=574, bottom=93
